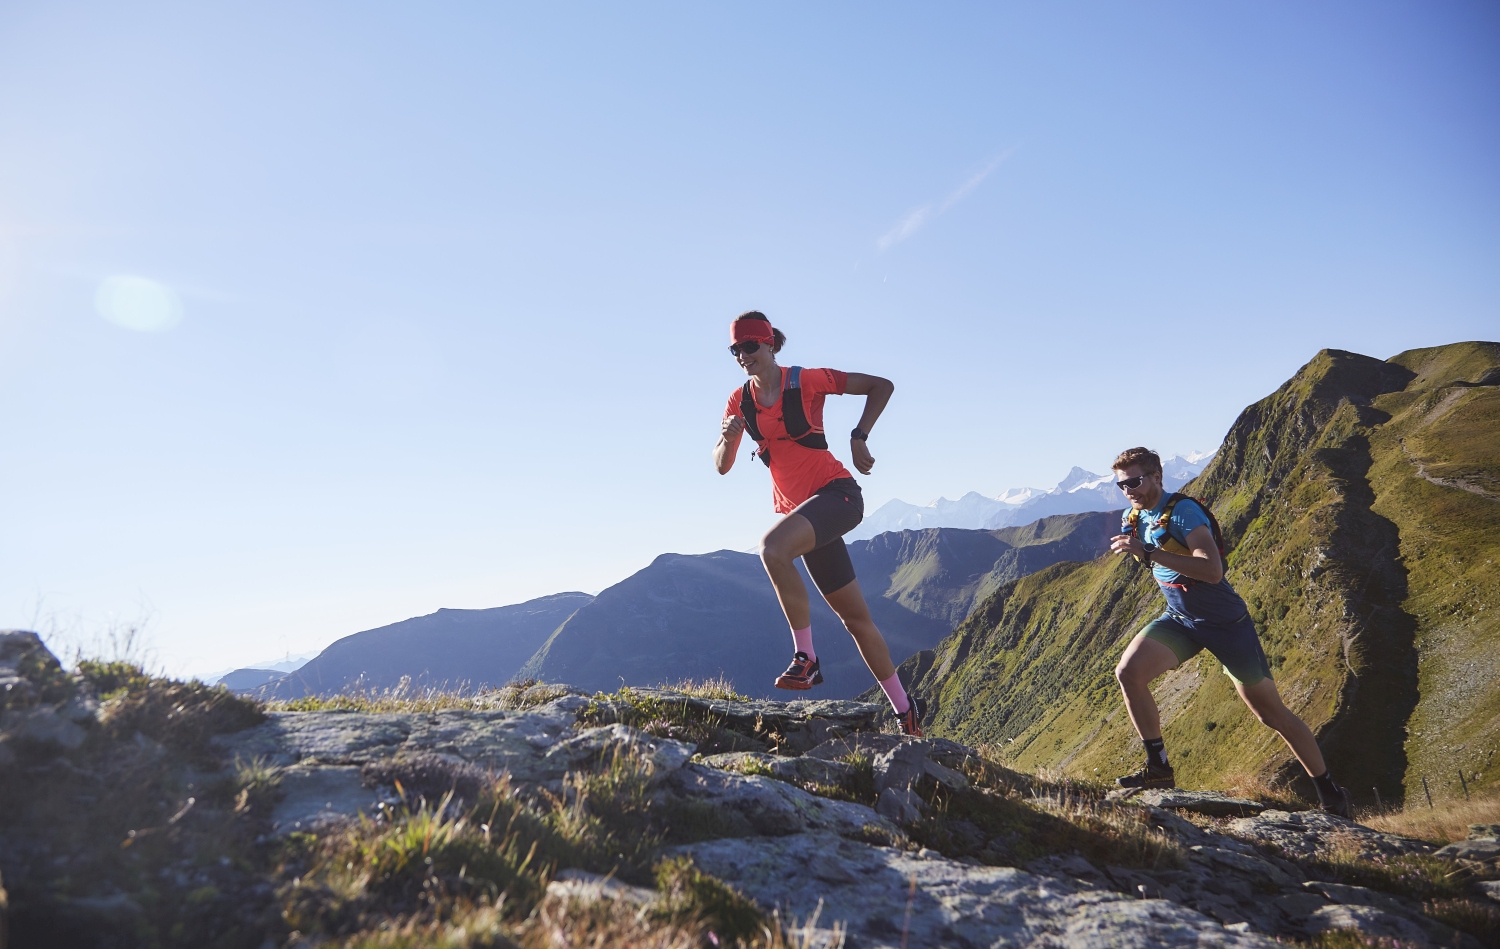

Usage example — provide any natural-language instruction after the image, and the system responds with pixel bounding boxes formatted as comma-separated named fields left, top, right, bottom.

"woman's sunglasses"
left=1115, top=475, right=1148, bottom=490
left=729, top=340, right=766, bottom=356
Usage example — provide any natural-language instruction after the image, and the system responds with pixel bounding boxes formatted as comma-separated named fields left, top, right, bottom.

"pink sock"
left=878, top=672, right=910, bottom=715
left=792, top=626, right=815, bottom=661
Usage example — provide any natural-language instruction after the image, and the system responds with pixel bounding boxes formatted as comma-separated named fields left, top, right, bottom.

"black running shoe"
left=1115, top=762, right=1176, bottom=790
left=893, top=694, right=927, bottom=737
left=1318, top=784, right=1353, bottom=819
left=774, top=652, right=823, bottom=690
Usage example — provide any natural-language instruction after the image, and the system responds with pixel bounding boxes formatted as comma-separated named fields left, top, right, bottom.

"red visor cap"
left=731, top=319, right=775, bottom=345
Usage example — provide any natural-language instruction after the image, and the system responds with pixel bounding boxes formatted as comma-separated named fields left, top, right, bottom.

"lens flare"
left=95, top=275, right=183, bottom=332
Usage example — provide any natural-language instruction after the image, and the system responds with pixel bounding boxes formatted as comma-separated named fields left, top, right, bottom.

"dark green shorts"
left=1142, top=612, right=1273, bottom=686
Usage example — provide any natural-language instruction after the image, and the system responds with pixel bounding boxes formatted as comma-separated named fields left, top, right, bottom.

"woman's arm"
left=714, top=414, right=745, bottom=474
left=844, top=372, right=894, bottom=475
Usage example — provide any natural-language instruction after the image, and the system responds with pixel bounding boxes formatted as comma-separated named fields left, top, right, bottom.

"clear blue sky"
left=2, top=2, right=1495, bottom=677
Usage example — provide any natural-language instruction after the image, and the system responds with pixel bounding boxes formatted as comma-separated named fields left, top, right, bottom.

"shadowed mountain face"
left=259, top=593, right=593, bottom=699
left=519, top=512, right=1117, bottom=700
left=904, top=342, right=1500, bottom=807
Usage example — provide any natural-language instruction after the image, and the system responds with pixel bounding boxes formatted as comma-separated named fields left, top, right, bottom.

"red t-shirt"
left=724, top=367, right=853, bottom=514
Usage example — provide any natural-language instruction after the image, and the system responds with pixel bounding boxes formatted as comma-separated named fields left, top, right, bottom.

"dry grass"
left=655, top=676, right=749, bottom=702
left=264, top=678, right=571, bottom=714
left=1217, top=768, right=1314, bottom=811
left=1359, top=789, right=1500, bottom=845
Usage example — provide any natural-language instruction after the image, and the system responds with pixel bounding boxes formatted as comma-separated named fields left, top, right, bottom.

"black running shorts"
left=790, top=478, right=863, bottom=596
left=1142, top=612, right=1274, bottom=686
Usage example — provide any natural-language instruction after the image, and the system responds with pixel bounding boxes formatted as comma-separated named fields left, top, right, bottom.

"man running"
left=714, top=311, right=925, bottom=736
left=1108, top=446, right=1351, bottom=816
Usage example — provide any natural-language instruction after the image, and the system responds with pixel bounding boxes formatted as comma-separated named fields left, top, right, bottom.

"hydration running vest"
left=740, top=366, right=829, bottom=467
left=1123, top=493, right=1228, bottom=584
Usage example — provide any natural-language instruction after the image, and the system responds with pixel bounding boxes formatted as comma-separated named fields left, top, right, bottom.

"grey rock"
left=545, top=868, right=657, bottom=906
left=543, top=724, right=694, bottom=783
left=1304, top=904, right=1432, bottom=945
left=1478, top=880, right=1500, bottom=903
left=875, top=786, right=924, bottom=824
left=1434, top=837, right=1500, bottom=863
left=872, top=740, right=971, bottom=796
left=669, top=833, right=1276, bottom=948
left=1303, top=880, right=1411, bottom=916
left=1189, top=846, right=1293, bottom=887
left=1, top=705, right=88, bottom=750
left=1108, top=788, right=1265, bottom=817
left=1468, top=823, right=1500, bottom=839
left=217, top=698, right=601, bottom=782
left=698, top=750, right=854, bottom=786
left=1024, top=854, right=1108, bottom=888
left=1226, top=808, right=1432, bottom=859
left=665, top=764, right=899, bottom=841
left=1269, top=890, right=1328, bottom=918
left=271, top=766, right=381, bottom=833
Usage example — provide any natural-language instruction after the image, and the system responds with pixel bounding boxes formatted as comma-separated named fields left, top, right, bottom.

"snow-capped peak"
left=1054, top=467, right=1104, bottom=494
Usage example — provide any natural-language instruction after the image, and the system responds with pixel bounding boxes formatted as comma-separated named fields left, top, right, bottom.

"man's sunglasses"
left=1115, top=475, right=1148, bottom=491
left=729, top=340, right=766, bottom=357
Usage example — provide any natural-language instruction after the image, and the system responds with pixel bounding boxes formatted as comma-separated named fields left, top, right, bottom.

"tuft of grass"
left=1359, top=790, right=1500, bottom=845
left=335, top=902, right=518, bottom=948
left=1423, top=898, right=1500, bottom=946
left=281, top=779, right=575, bottom=934
left=547, top=747, right=664, bottom=881
left=581, top=687, right=743, bottom=748
left=652, top=856, right=771, bottom=944
left=83, top=662, right=265, bottom=762
left=656, top=676, right=749, bottom=702
left=231, top=755, right=283, bottom=816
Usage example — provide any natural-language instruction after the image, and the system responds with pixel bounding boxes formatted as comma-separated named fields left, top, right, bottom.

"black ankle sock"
left=1312, top=771, right=1340, bottom=802
left=1143, top=737, right=1169, bottom=768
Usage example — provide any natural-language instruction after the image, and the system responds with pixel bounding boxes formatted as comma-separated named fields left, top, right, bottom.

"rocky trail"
left=4, top=631, right=1499, bottom=948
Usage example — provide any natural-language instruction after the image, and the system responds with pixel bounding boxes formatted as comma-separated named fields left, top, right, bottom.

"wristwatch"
left=1141, top=543, right=1158, bottom=564
left=850, top=427, right=869, bottom=441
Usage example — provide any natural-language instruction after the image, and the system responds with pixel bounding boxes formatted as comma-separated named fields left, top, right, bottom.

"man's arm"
left=1109, top=523, right=1223, bottom=583
left=1148, top=524, right=1224, bottom=583
left=843, top=372, right=894, bottom=475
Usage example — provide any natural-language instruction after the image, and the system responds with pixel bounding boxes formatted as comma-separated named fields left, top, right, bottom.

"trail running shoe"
left=1115, top=762, right=1177, bottom=790
left=1319, top=784, right=1353, bottom=819
left=894, top=694, right=928, bottom=737
left=774, top=652, right=823, bottom=690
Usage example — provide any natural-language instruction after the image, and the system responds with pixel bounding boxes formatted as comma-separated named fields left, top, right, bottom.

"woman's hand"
left=851, top=438, right=875, bottom=474
left=714, top=415, right=745, bottom=474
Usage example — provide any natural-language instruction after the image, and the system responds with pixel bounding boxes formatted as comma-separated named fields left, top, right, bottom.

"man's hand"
left=1111, top=533, right=1146, bottom=559
left=721, top=415, right=745, bottom=441
left=851, top=438, right=875, bottom=475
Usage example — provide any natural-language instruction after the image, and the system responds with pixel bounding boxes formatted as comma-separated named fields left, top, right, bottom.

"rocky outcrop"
left=6, top=637, right=1493, bottom=949
left=0, top=631, right=98, bottom=765
left=213, top=688, right=1487, bottom=947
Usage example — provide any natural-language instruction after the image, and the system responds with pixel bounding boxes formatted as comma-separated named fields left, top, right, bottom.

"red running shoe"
left=774, top=652, right=823, bottom=690
left=894, top=694, right=927, bottom=737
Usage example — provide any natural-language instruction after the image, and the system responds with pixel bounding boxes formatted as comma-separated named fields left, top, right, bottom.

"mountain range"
left=846, top=452, right=1214, bottom=540
left=253, top=511, right=1120, bottom=702
left=889, top=341, right=1499, bottom=807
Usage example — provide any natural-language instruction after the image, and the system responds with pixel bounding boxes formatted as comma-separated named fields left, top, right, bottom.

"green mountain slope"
left=909, top=342, right=1500, bottom=806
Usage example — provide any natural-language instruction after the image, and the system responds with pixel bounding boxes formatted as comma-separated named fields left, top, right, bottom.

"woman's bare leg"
left=759, top=513, right=818, bottom=629
left=821, top=579, right=896, bottom=680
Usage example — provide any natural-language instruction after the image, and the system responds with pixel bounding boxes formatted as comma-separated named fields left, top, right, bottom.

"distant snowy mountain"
left=847, top=450, right=1216, bottom=540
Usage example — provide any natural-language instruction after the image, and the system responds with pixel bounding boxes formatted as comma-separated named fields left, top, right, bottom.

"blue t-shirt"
left=1123, top=494, right=1214, bottom=585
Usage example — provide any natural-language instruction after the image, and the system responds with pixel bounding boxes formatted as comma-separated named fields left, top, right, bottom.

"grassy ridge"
left=912, top=343, right=1500, bottom=805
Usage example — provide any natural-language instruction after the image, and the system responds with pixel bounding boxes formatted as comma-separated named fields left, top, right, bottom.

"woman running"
left=713, top=311, right=925, bottom=736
